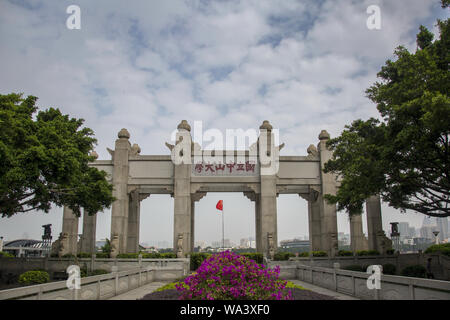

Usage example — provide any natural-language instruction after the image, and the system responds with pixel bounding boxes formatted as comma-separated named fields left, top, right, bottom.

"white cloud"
left=0, top=0, right=444, bottom=245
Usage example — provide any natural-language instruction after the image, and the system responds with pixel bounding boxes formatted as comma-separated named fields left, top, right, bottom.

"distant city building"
left=338, top=232, right=351, bottom=246
left=436, top=217, right=448, bottom=242
left=279, top=238, right=310, bottom=251
left=2, top=239, right=50, bottom=257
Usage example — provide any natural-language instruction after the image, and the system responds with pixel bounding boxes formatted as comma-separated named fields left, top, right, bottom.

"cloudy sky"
left=0, top=0, right=448, bottom=247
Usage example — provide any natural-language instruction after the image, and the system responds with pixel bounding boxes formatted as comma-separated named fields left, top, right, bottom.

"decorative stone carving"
left=191, top=192, right=207, bottom=202
left=176, top=233, right=184, bottom=258
left=177, top=120, right=191, bottom=132
left=118, top=128, right=130, bottom=139
left=90, top=151, right=99, bottom=159
left=307, top=144, right=319, bottom=158
left=376, top=230, right=393, bottom=254
left=330, top=232, right=339, bottom=257
left=110, top=234, right=119, bottom=259
left=259, top=120, right=273, bottom=131
left=318, top=130, right=330, bottom=140
left=130, top=143, right=141, bottom=156
left=243, top=191, right=256, bottom=202
left=57, top=232, right=69, bottom=257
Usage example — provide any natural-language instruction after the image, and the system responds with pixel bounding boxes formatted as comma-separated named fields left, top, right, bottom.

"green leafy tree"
left=0, top=93, right=114, bottom=217
left=324, top=12, right=449, bottom=217
left=101, top=238, right=111, bottom=254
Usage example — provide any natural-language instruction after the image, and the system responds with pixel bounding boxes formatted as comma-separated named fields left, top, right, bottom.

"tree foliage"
left=0, top=93, right=114, bottom=217
left=324, top=15, right=450, bottom=217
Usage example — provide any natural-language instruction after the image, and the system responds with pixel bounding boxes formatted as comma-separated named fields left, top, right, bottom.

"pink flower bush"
left=175, top=251, right=292, bottom=300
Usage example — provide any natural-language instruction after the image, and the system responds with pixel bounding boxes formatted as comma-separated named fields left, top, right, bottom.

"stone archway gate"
left=58, top=120, right=391, bottom=258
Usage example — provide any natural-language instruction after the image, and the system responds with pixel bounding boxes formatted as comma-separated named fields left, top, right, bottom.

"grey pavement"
left=108, top=281, right=170, bottom=300
left=290, top=280, right=359, bottom=300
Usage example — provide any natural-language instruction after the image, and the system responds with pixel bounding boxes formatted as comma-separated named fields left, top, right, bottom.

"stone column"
left=244, top=192, right=261, bottom=252
left=62, top=206, right=79, bottom=255
left=305, top=189, right=322, bottom=251
left=191, top=199, right=195, bottom=252
left=258, top=121, right=279, bottom=257
left=172, top=121, right=193, bottom=257
left=318, top=130, right=338, bottom=256
left=127, top=189, right=141, bottom=253
left=366, top=194, right=383, bottom=251
left=110, top=128, right=131, bottom=254
left=350, top=214, right=367, bottom=252
left=80, top=210, right=97, bottom=254
left=189, top=192, right=206, bottom=252
left=255, top=194, right=262, bottom=252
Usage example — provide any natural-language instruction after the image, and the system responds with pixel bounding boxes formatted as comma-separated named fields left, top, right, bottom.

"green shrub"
left=382, top=264, right=396, bottom=275
left=116, top=253, right=139, bottom=259
left=312, top=251, right=327, bottom=257
left=95, top=252, right=109, bottom=258
left=298, top=252, right=310, bottom=257
left=160, top=252, right=177, bottom=259
left=90, top=269, right=109, bottom=276
left=401, top=265, right=427, bottom=278
left=386, top=249, right=395, bottom=255
left=273, top=252, right=295, bottom=261
left=425, top=243, right=450, bottom=257
left=240, top=253, right=263, bottom=264
left=190, top=252, right=212, bottom=271
left=18, top=270, right=50, bottom=285
left=61, top=254, right=75, bottom=259
left=337, top=250, right=353, bottom=256
left=0, top=251, right=14, bottom=258
left=342, top=265, right=367, bottom=272
left=356, top=250, right=380, bottom=256
left=286, top=281, right=307, bottom=290
left=77, top=252, right=91, bottom=258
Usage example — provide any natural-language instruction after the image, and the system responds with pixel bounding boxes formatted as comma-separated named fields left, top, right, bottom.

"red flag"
left=216, top=200, right=223, bottom=211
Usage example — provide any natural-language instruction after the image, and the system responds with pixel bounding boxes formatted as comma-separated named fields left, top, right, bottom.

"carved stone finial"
left=90, top=151, right=99, bottom=159
left=259, top=120, right=272, bottom=131
left=177, top=120, right=191, bottom=132
left=318, top=130, right=330, bottom=140
left=307, top=144, right=318, bottom=156
left=118, top=128, right=130, bottom=139
left=131, top=143, right=141, bottom=155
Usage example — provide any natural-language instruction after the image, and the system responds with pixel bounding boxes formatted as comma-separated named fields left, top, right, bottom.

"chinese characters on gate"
left=193, top=161, right=258, bottom=176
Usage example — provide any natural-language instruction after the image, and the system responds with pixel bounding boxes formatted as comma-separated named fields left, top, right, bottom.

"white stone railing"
left=0, top=266, right=182, bottom=300
left=291, top=264, right=450, bottom=300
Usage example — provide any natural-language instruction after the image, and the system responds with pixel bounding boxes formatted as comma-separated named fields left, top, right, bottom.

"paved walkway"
left=108, top=280, right=358, bottom=300
left=290, top=280, right=358, bottom=300
left=108, top=281, right=169, bottom=300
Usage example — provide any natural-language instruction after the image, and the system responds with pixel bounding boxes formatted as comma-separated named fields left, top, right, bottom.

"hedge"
left=382, top=263, right=396, bottom=275
left=342, top=265, right=367, bottom=272
left=401, top=265, right=427, bottom=278
left=337, top=250, right=353, bottom=256
left=356, top=250, right=380, bottom=256
left=0, top=251, right=14, bottom=258
left=273, top=252, right=294, bottom=261
left=18, top=270, right=50, bottom=285
left=190, top=253, right=212, bottom=271
left=240, top=253, right=263, bottom=264
left=312, top=251, right=327, bottom=257
left=425, top=243, right=450, bottom=257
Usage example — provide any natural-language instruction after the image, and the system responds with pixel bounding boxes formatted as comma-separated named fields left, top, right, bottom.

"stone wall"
left=269, top=262, right=450, bottom=300
left=275, top=253, right=450, bottom=280
left=0, top=257, right=189, bottom=282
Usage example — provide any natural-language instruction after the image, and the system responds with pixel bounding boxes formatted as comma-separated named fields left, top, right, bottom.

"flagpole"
left=222, top=206, right=225, bottom=252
